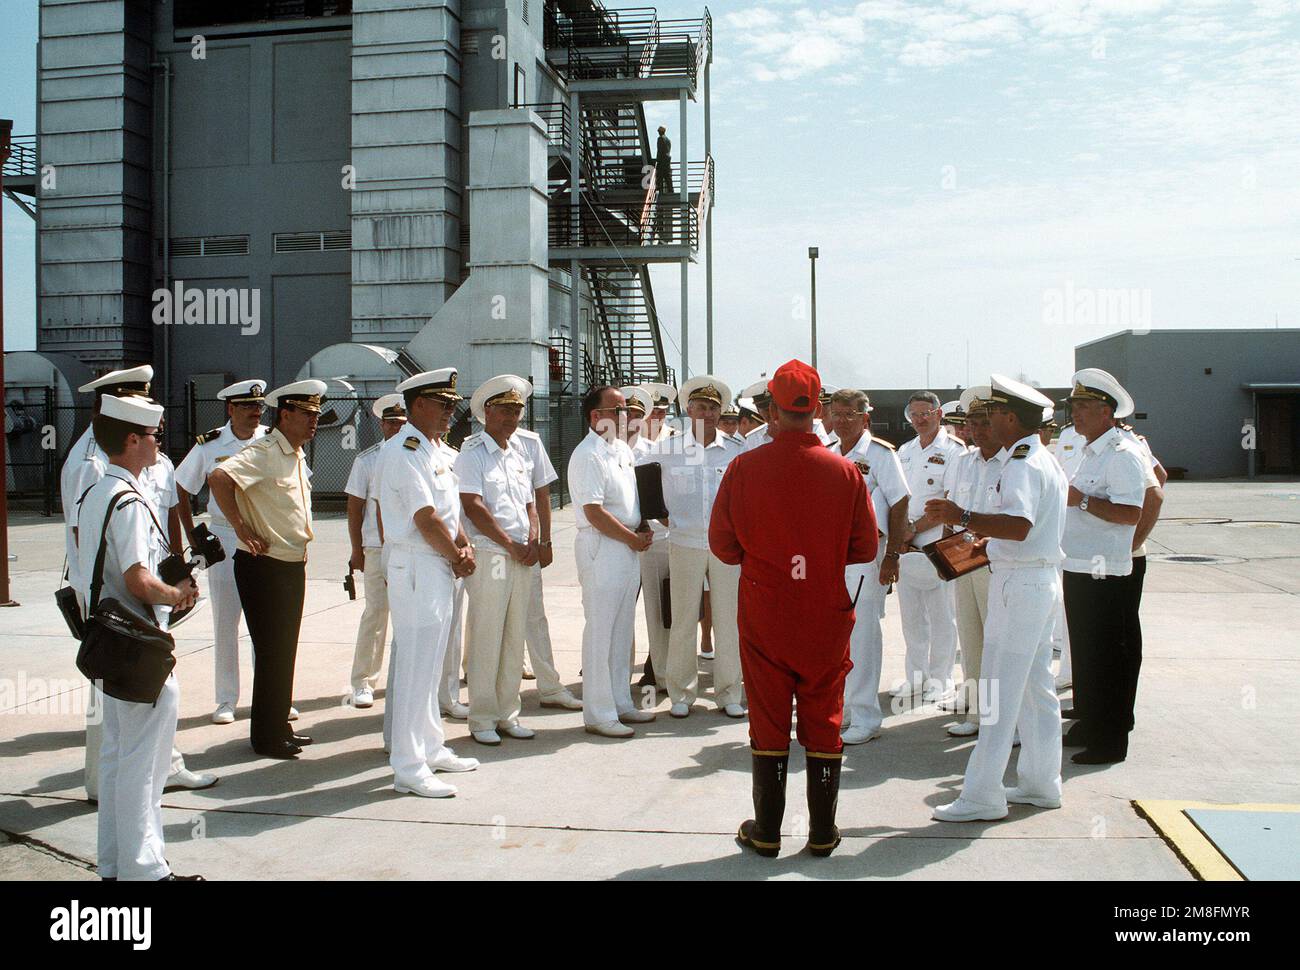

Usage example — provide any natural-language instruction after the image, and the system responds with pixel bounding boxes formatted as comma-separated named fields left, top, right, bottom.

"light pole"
left=925, top=352, right=932, bottom=390
left=808, top=247, right=818, bottom=368
left=0, top=119, right=16, bottom=606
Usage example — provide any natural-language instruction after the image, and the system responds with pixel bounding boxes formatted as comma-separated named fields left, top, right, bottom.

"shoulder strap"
left=87, top=489, right=139, bottom=616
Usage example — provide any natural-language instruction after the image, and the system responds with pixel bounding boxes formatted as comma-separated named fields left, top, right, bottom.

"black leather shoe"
left=1063, top=723, right=1093, bottom=747
left=1071, top=748, right=1126, bottom=765
left=288, top=733, right=313, bottom=746
left=159, top=873, right=206, bottom=881
left=1060, top=707, right=1081, bottom=719
left=252, top=740, right=301, bottom=759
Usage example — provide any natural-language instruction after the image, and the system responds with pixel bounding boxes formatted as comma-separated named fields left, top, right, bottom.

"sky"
left=4, top=0, right=1299, bottom=391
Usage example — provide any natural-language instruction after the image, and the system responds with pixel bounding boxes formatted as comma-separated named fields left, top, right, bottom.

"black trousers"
left=233, top=551, right=306, bottom=748
left=1063, top=569, right=1136, bottom=755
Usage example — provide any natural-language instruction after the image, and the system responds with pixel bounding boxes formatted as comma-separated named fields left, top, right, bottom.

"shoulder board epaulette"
left=461, top=432, right=483, bottom=448
left=873, top=437, right=896, bottom=450
left=358, top=442, right=381, bottom=457
left=1119, top=423, right=1134, bottom=432
left=513, top=427, right=540, bottom=441
left=196, top=426, right=225, bottom=445
left=1011, top=444, right=1031, bottom=459
left=403, top=436, right=421, bottom=451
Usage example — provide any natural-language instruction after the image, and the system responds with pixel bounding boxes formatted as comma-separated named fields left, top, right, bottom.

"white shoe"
left=440, top=701, right=469, bottom=720
left=499, top=723, right=536, bottom=739
left=211, top=703, right=235, bottom=725
left=472, top=730, right=501, bottom=746
left=922, top=681, right=956, bottom=704
left=947, top=721, right=979, bottom=737
left=352, top=687, right=374, bottom=709
left=288, top=706, right=299, bottom=722
left=721, top=703, right=747, bottom=719
left=619, top=709, right=656, bottom=724
left=163, top=768, right=219, bottom=792
left=1055, top=679, right=1072, bottom=690
left=669, top=703, right=690, bottom=718
left=429, top=750, right=480, bottom=773
left=699, top=648, right=715, bottom=659
left=841, top=725, right=881, bottom=745
left=1005, top=787, right=1061, bottom=809
left=584, top=721, right=634, bottom=738
left=539, top=690, right=583, bottom=711
left=395, top=777, right=457, bottom=798
left=889, top=679, right=920, bottom=699
left=522, top=659, right=536, bottom=681
left=932, top=798, right=1009, bottom=823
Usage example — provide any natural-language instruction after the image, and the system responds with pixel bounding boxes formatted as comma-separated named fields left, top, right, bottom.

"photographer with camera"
left=75, top=394, right=204, bottom=881
left=175, top=378, right=270, bottom=725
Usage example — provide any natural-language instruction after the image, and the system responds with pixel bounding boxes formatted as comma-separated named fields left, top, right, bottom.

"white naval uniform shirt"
left=985, top=434, right=1068, bottom=566
left=638, top=427, right=742, bottom=550
left=342, top=442, right=385, bottom=549
left=377, top=426, right=461, bottom=556
left=455, top=431, right=535, bottom=545
left=61, top=425, right=108, bottom=592
left=631, top=434, right=669, bottom=544
left=568, top=429, right=640, bottom=531
left=1052, top=425, right=1086, bottom=481
left=174, top=423, right=270, bottom=533
left=947, top=447, right=1004, bottom=533
left=1118, top=426, right=1161, bottom=558
left=833, top=431, right=909, bottom=540
left=74, top=465, right=170, bottom=620
left=898, top=427, right=966, bottom=548
left=1062, top=426, right=1148, bottom=576
left=511, top=427, right=559, bottom=492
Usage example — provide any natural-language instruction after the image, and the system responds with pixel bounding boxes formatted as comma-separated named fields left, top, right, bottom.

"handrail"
left=2, top=135, right=36, bottom=179
left=694, top=153, right=713, bottom=226
left=517, top=101, right=570, bottom=149
left=638, top=15, right=660, bottom=78
left=549, top=198, right=698, bottom=250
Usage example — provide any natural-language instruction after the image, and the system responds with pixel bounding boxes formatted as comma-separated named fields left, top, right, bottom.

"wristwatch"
left=959, top=508, right=972, bottom=528
left=538, top=540, right=553, bottom=547
left=1079, top=496, right=1090, bottom=513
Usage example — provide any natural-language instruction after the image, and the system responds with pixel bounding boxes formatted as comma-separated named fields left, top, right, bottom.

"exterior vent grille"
left=274, top=230, right=350, bottom=253
left=166, top=236, right=249, bottom=258
left=462, top=31, right=480, bottom=55
left=523, top=0, right=529, bottom=25
left=459, top=223, right=469, bottom=261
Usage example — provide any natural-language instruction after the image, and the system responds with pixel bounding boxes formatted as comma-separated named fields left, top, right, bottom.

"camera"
left=160, top=524, right=227, bottom=586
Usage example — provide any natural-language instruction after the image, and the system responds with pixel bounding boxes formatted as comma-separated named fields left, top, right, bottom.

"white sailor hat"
left=217, top=379, right=267, bottom=404
left=641, top=382, right=676, bottom=409
left=736, top=396, right=763, bottom=420
left=988, top=374, right=1055, bottom=412
left=818, top=382, right=840, bottom=405
left=1069, top=368, right=1135, bottom=419
left=959, top=385, right=993, bottom=414
left=79, top=364, right=153, bottom=397
left=721, top=400, right=740, bottom=418
left=740, top=378, right=771, bottom=402
left=372, top=393, right=407, bottom=422
left=470, top=374, right=531, bottom=424
left=99, top=394, right=164, bottom=427
left=619, top=385, right=654, bottom=417
left=940, top=400, right=967, bottom=425
left=679, top=376, right=732, bottom=409
left=396, top=367, right=462, bottom=404
left=266, top=379, right=328, bottom=413
left=1041, top=405, right=1058, bottom=429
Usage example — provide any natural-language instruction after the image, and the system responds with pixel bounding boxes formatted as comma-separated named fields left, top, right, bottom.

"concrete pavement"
left=1, top=481, right=1296, bottom=879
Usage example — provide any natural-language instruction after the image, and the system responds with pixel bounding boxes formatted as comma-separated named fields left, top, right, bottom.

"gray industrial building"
left=1075, top=328, right=1300, bottom=479
left=4, top=0, right=714, bottom=503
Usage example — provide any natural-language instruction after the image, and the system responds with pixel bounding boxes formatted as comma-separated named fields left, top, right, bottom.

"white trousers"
left=86, top=691, right=186, bottom=799
left=524, top=566, right=567, bottom=699
left=1053, top=565, right=1072, bottom=682
left=97, top=675, right=178, bottom=880
left=638, top=538, right=671, bottom=686
left=464, top=542, right=530, bottom=733
left=209, top=523, right=247, bottom=706
left=843, top=547, right=888, bottom=733
left=350, top=546, right=389, bottom=692
left=666, top=544, right=742, bottom=707
left=957, top=565, right=1063, bottom=810
left=897, top=551, right=959, bottom=689
left=953, top=566, right=991, bottom=724
left=576, top=530, right=640, bottom=726
left=386, top=547, right=456, bottom=786
left=438, top=578, right=466, bottom=709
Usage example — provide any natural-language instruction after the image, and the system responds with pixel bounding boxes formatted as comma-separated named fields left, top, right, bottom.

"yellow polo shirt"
left=219, top=427, right=314, bottom=562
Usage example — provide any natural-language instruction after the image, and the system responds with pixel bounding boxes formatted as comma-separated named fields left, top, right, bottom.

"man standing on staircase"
left=654, top=125, right=673, bottom=241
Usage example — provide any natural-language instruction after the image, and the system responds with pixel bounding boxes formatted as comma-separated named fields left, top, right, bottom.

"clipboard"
left=921, top=532, right=990, bottom=581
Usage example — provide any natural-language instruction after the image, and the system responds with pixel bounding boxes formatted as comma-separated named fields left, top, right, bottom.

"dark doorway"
left=1258, top=395, right=1299, bottom=473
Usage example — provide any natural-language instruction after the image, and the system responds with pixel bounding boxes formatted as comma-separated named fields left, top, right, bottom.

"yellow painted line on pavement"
left=1133, top=800, right=1300, bottom=881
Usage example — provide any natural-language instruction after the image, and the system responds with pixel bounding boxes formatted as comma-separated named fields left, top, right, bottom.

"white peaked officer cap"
left=1070, top=368, right=1136, bottom=420
left=988, top=374, right=1055, bottom=411
left=740, top=378, right=771, bottom=402
left=471, top=374, right=531, bottom=425
left=736, top=396, right=763, bottom=419
left=678, top=376, right=732, bottom=410
left=218, top=379, right=267, bottom=403
left=265, top=379, right=328, bottom=413
left=641, top=382, right=677, bottom=408
left=619, top=385, right=654, bottom=417
left=396, top=368, right=462, bottom=403
left=100, top=394, right=164, bottom=427
left=940, top=400, right=966, bottom=425
left=372, top=393, right=407, bottom=421
left=959, top=385, right=993, bottom=413
left=79, top=364, right=154, bottom=396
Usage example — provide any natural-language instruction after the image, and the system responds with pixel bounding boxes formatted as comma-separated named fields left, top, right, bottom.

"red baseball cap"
left=768, top=359, right=821, bottom=413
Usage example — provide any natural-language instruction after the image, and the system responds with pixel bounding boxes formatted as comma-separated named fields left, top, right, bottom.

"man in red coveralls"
left=709, top=360, right=878, bottom=858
